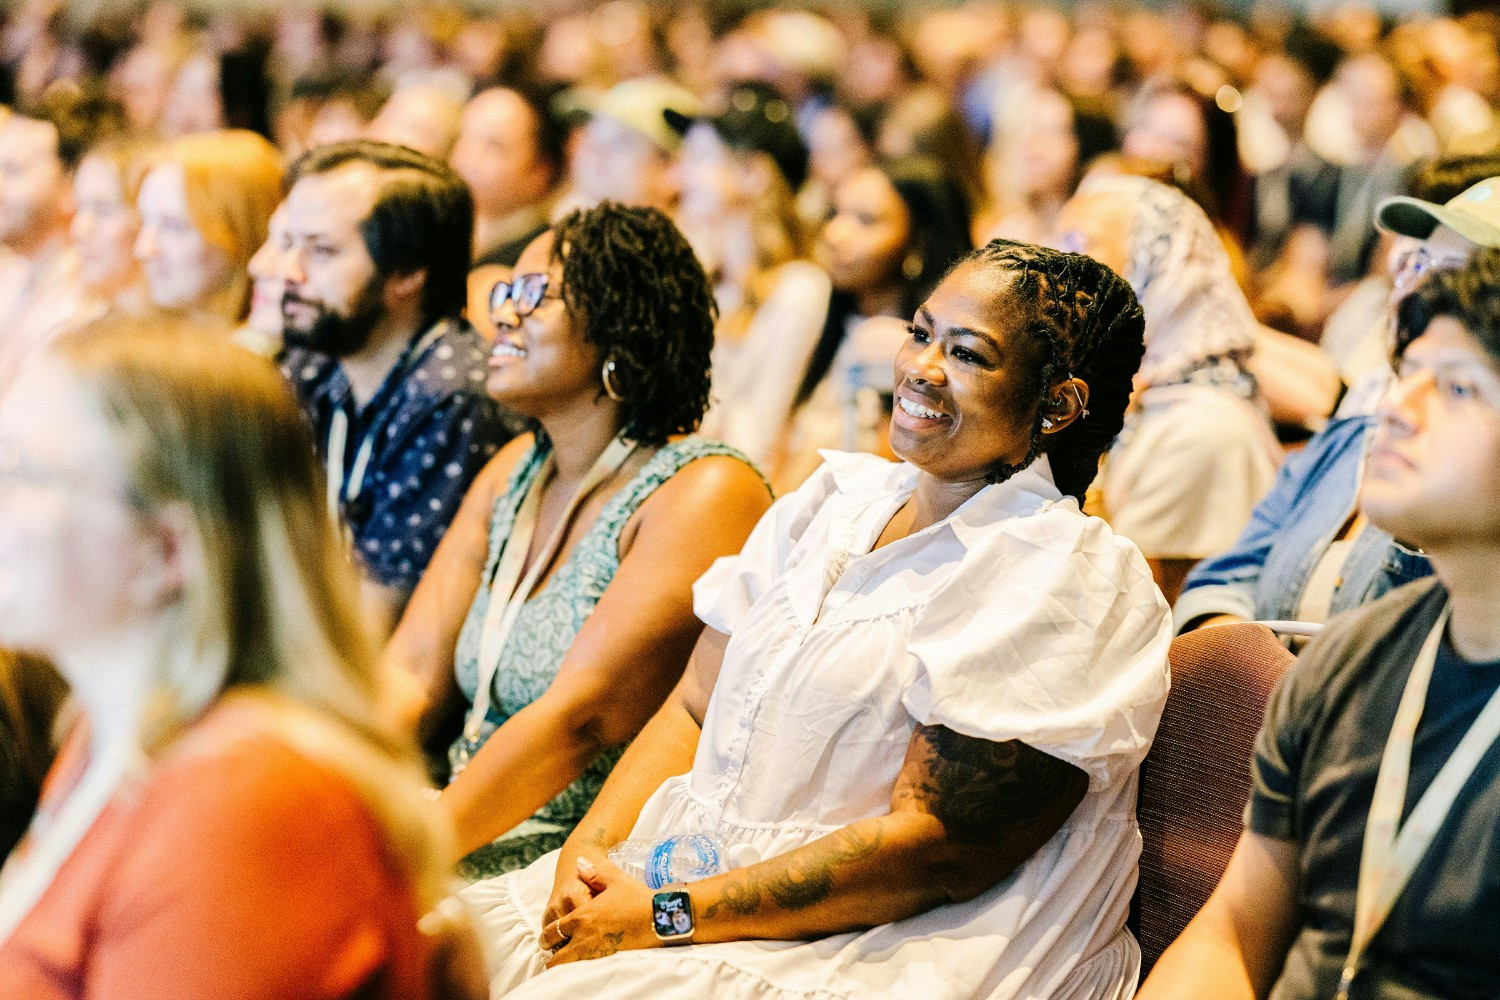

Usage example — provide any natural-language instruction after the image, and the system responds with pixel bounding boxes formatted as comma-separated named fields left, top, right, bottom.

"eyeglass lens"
left=490, top=273, right=549, bottom=319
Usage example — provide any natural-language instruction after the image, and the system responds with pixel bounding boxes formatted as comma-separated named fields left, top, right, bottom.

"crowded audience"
left=1, top=1, right=1498, bottom=997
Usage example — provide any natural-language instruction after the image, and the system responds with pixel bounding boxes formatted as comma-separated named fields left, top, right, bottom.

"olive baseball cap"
left=572, top=78, right=702, bottom=154
left=1376, top=177, right=1500, bottom=247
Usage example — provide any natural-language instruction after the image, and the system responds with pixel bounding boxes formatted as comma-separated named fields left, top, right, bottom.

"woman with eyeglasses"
left=382, top=203, right=772, bottom=881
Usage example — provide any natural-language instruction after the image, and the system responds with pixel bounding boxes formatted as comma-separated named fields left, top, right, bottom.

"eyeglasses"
left=0, top=440, right=138, bottom=511
left=490, top=273, right=558, bottom=323
left=1393, top=246, right=1470, bottom=290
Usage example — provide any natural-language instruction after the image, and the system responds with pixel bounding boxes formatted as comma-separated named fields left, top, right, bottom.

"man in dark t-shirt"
left=1141, top=251, right=1500, bottom=1000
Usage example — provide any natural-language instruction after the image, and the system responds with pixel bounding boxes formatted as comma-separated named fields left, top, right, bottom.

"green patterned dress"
left=450, top=436, right=756, bottom=880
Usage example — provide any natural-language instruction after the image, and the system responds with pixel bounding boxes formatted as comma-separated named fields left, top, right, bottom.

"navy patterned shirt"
left=282, top=319, right=523, bottom=592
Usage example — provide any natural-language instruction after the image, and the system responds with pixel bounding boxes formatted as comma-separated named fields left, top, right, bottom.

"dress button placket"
left=716, top=629, right=792, bottom=806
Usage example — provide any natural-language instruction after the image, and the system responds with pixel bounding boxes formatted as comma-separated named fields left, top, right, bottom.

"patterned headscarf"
left=1077, top=174, right=1259, bottom=388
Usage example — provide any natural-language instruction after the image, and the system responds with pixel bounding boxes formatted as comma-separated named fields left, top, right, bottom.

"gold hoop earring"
left=602, top=358, right=625, bottom=402
left=902, top=252, right=923, bottom=281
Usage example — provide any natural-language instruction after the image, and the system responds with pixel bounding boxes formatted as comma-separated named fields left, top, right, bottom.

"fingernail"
left=576, top=857, right=596, bottom=875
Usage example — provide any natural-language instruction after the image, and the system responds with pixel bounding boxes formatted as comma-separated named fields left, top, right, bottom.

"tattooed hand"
left=543, top=856, right=659, bottom=968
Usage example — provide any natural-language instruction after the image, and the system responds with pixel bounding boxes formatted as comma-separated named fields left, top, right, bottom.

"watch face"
left=652, top=890, right=693, bottom=942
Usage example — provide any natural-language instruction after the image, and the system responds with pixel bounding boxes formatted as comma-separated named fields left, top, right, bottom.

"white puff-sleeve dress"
left=460, top=451, right=1172, bottom=1000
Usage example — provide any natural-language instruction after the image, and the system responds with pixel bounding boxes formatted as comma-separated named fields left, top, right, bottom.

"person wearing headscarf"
left=1054, top=174, right=1282, bottom=600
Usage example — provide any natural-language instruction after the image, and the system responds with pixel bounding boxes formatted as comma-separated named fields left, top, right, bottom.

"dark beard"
left=280, top=278, right=385, bottom=358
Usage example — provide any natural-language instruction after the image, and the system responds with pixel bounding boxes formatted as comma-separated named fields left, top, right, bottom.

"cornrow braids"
left=549, top=203, right=717, bottom=446
left=964, top=239, right=1146, bottom=500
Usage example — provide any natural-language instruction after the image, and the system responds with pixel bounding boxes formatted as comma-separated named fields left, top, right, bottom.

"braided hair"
left=962, top=239, right=1146, bottom=501
left=549, top=202, right=717, bottom=446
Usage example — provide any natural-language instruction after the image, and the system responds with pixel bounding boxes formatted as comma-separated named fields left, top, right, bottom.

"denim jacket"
left=1174, top=415, right=1431, bottom=632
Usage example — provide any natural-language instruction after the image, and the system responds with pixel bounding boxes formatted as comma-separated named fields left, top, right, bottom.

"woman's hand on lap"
left=542, top=857, right=658, bottom=966
left=541, top=847, right=607, bottom=933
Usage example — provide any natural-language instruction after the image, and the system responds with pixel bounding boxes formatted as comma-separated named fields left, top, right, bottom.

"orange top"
left=0, top=700, right=432, bottom=1000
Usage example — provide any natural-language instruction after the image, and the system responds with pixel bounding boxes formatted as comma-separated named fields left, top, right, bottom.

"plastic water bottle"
left=607, top=832, right=761, bottom=889
left=844, top=361, right=895, bottom=453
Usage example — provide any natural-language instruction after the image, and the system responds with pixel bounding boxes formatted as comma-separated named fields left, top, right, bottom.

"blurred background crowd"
left=5, top=0, right=1498, bottom=322
left=4, top=0, right=1500, bottom=996
left=6, top=0, right=1500, bottom=465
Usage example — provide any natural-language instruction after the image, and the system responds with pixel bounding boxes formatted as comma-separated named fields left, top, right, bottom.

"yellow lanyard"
left=1338, top=602, right=1500, bottom=999
left=453, top=433, right=637, bottom=770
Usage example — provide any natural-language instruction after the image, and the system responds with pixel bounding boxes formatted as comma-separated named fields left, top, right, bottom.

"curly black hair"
left=548, top=202, right=717, bottom=446
left=961, top=240, right=1146, bottom=501
left=1396, top=247, right=1500, bottom=364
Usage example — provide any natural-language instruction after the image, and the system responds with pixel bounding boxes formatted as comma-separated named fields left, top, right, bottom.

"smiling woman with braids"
left=382, top=203, right=771, bottom=881
left=459, top=241, right=1173, bottom=1000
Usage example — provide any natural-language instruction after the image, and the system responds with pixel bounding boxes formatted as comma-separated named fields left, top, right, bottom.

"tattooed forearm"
left=567, top=930, right=625, bottom=962
left=765, top=860, right=833, bottom=911
left=702, top=824, right=883, bottom=918
left=908, top=724, right=1088, bottom=845
left=768, top=824, right=882, bottom=909
left=702, top=879, right=763, bottom=919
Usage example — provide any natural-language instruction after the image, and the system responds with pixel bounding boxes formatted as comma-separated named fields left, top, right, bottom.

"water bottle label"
left=646, top=833, right=722, bottom=889
left=646, top=837, right=676, bottom=889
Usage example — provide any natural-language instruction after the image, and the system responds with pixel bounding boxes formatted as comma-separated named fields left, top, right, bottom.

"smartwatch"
left=651, top=890, right=695, bottom=945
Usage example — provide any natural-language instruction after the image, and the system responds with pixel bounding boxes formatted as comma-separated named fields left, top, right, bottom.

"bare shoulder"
left=470, top=431, right=538, bottom=500
left=641, top=451, right=773, bottom=519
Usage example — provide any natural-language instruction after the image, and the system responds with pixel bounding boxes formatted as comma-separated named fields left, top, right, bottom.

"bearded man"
left=275, top=140, right=520, bottom=635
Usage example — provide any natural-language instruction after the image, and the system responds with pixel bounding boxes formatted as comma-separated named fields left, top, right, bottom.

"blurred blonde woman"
left=134, top=130, right=284, bottom=349
left=70, top=137, right=154, bottom=318
left=0, top=317, right=448, bottom=998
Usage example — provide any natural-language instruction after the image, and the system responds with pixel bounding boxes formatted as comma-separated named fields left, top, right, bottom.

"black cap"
left=664, top=81, right=809, bottom=191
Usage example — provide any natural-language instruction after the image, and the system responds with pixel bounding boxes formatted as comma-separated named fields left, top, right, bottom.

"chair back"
left=1135, top=623, right=1296, bottom=976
